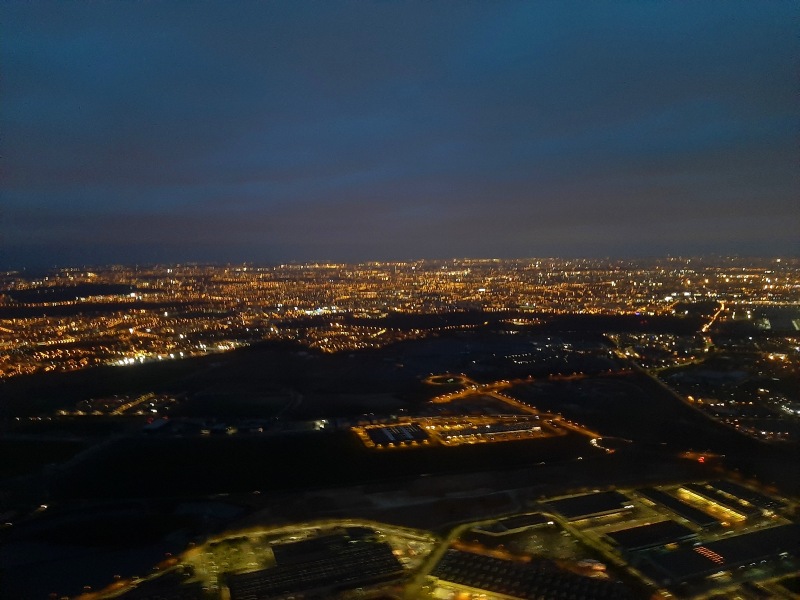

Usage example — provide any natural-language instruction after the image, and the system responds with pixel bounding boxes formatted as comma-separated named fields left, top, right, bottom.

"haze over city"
left=3, top=1, right=799, bottom=268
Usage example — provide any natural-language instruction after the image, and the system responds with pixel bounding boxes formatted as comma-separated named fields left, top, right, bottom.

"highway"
left=110, top=392, right=156, bottom=416
left=701, top=301, right=726, bottom=333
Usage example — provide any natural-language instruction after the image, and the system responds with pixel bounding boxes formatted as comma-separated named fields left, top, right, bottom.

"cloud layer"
left=3, top=1, right=798, bottom=266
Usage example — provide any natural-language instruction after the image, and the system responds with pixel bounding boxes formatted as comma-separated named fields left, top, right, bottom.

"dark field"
left=508, top=373, right=800, bottom=493
left=10, top=510, right=195, bottom=546
left=780, top=575, right=800, bottom=594
left=176, top=393, right=294, bottom=419
left=0, top=439, right=88, bottom=478
left=0, top=299, right=204, bottom=319
left=508, top=373, right=740, bottom=447
left=0, top=341, right=315, bottom=417
left=0, top=314, right=703, bottom=414
left=5, top=284, right=135, bottom=303
left=3, top=324, right=799, bottom=501
left=52, top=430, right=591, bottom=500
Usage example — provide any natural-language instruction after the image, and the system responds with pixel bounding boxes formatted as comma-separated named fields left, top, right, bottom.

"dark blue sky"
left=3, top=1, right=798, bottom=267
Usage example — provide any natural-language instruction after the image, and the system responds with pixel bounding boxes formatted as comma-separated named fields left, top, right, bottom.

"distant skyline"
left=3, top=1, right=799, bottom=268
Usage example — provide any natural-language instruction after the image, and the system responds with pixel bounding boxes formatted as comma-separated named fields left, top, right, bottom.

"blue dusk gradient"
left=2, top=1, right=798, bottom=267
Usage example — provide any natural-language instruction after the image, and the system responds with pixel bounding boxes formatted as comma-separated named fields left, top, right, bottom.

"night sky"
left=3, top=2, right=798, bottom=268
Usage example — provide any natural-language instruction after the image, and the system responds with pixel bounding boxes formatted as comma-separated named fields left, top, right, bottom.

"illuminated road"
left=110, top=392, right=155, bottom=415
left=701, top=301, right=726, bottom=333
left=81, top=519, right=436, bottom=600
left=403, top=519, right=489, bottom=599
left=427, top=373, right=603, bottom=440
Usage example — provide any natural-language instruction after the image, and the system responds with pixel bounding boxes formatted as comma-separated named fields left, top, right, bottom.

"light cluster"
left=1, top=257, right=797, bottom=378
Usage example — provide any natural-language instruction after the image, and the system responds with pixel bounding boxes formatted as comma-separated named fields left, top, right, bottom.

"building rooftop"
left=642, top=524, right=800, bottom=584
left=230, top=535, right=403, bottom=600
left=547, top=491, right=632, bottom=520
left=707, top=480, right=786, bottom=511
left=605, top=520, right=696, bottom=552
left=432, top=548, right=637, bottom=600
left=637, top=488, right=721, bottom=528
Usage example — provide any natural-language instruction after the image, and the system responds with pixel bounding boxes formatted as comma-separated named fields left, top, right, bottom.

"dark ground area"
left=0, top=439, right=88, bottom=479
left=0, top=314, right=704, bottom=416
left=1, top=450, right=713, bottom=600
left=2, top=323, right=798, bottom=494
left=49, top=430, right=592, bottom=500
left=4, top=283, right=135, bottom=303
left=1, top=321, right=798, bottom=600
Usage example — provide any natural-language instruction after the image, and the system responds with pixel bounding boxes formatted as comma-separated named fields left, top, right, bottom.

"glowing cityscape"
left=3, top=1, right=799, bottom=598
left=3, top=257, right=797, bottom=378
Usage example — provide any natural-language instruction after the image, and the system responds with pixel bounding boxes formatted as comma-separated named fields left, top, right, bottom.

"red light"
left=698, top=456, right=705, bottom=463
